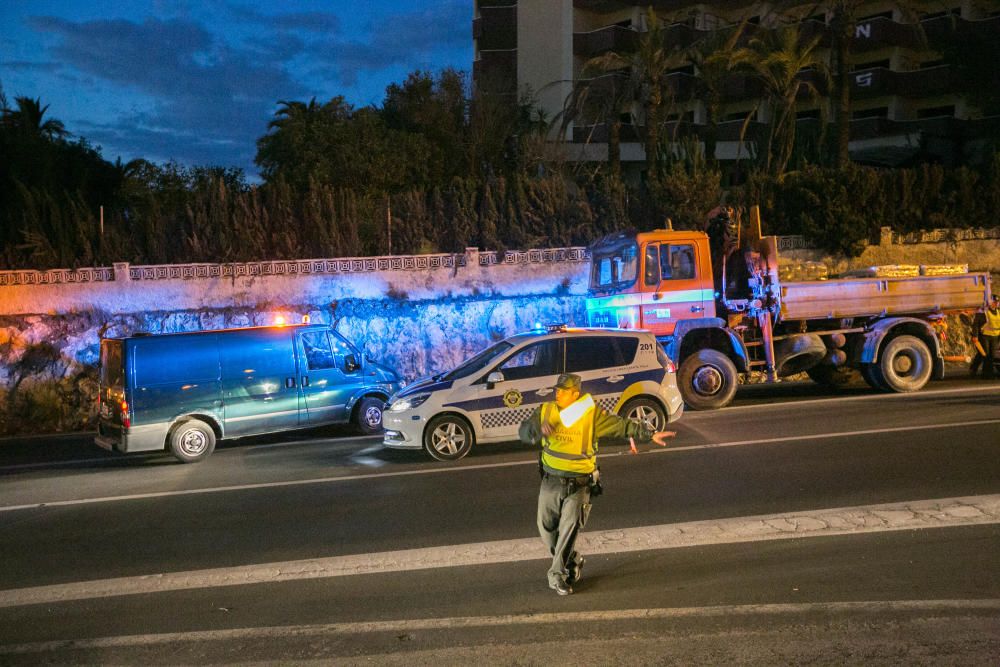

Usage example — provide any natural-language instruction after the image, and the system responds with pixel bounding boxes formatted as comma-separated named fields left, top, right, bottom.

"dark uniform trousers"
left=537, top=473, right=591, bottom=586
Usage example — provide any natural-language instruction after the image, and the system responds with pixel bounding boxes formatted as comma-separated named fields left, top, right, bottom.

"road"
left=1, top=377, right=999, bottom=664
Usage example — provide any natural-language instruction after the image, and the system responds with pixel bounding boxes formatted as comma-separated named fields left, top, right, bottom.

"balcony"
left=574, top=25, right=639, bottom=57
left=473, top=50, right=517, bottom=94
left=850, top=65, right=952, bottom=100
left=474, top=6, right=517, bottom=51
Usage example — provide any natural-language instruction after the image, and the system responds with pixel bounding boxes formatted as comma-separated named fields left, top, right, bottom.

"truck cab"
left=586, top=229, right=716, bottom=336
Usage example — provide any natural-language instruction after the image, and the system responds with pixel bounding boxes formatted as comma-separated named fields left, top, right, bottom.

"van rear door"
left=97, top=339, right=127, bottom=444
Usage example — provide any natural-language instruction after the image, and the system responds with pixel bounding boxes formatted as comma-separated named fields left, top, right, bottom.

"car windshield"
left=442, top=341, right=515, bottom=381
left=590, top=241, right=639, bottom=291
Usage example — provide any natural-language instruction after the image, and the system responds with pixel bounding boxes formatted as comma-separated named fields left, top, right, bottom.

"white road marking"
left=1, top=494, right=997, bottom=609
left=3, top=417, right=1000, bottom=512
left=683, top=383, right=1000, bottom=418
left=3, top=599, right=999, bottom=655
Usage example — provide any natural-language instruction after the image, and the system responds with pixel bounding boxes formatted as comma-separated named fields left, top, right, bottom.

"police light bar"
left=559, top=394, right=595, bottom=427
left=546, top=323, right=568, bottom=333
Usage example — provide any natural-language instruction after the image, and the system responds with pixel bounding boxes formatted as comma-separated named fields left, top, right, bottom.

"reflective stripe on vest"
left=984, top=309, right=1000, bottom=336
left=540, top=401, right=597, bottom=475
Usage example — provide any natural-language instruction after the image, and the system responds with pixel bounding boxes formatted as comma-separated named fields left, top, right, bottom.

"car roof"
left=104, top=323, right=328, bottom=341
left=505, top=326, right=651, bottom=343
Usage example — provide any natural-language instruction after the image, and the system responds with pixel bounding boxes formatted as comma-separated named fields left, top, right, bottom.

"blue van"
left=96, top=324, right=401, bottom=462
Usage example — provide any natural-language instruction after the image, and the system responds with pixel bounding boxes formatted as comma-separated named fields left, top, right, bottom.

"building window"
left=917, top=105, right=955, bottom=118
left=853, top=107, right=889, bottom=120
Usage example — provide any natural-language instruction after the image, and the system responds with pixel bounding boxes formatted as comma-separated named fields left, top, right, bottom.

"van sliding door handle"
left=286, top=377, right=297, bottom=388
left=691, top=305, right=705, bottom=313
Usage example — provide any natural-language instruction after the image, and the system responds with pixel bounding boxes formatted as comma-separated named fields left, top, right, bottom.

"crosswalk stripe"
left=1, top=493, right=997, bottom=609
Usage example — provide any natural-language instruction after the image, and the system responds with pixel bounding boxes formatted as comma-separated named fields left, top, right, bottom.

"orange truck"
left=585, top=206, right=992, bottom=409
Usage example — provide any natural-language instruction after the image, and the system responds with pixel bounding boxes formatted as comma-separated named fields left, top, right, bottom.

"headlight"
left=388, top=393, right=430, bottom=412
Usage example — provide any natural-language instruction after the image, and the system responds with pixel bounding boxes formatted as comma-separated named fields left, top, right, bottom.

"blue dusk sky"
left=0, top=1, right=471, bottom=177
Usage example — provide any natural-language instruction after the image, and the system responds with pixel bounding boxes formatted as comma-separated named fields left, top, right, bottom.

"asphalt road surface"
left=1, top=376, right=999, bottom=664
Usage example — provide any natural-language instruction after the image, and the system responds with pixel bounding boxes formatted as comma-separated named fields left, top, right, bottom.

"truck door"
left=642, top=242, right=708, bottom=335
left=297, top=329, right=365, bottom=425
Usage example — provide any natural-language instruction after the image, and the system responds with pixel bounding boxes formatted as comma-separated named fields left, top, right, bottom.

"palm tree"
left=731, top=23, right=829, bottom=175
left=582, top=7, right=691, bottom=177
left=7, top=97, right=68, bottom=139
left=689, top=22, right=749, bottom=164
left=557, top=70, right=633, bottom=178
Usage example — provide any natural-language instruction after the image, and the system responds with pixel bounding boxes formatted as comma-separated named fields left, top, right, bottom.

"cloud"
left=27, top=14, right=306, bottom=170
left=225, top=4, right=342, bottom=33
left=300, top=1, right=469, bottom=87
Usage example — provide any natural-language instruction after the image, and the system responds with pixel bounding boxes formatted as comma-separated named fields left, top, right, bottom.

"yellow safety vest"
left=540, top=400, right=597, bottom=475
left=984, top=308, right=1000, bottom=337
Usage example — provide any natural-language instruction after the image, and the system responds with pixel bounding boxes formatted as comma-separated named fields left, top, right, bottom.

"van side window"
left=497, top=340, right=560, bottom=381
left=301, top=331, right=336, bottom=370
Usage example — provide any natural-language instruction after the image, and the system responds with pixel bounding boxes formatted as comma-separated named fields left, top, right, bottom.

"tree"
left=6, top=96, right=68, bottom=139
left=581, top=7, right=691, bottom=178
left=689, top=22, right=748, bottom=165
left=731, top=23, right=829, bottom=175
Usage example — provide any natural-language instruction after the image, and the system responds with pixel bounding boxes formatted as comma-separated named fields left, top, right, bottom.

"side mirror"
left=486, top=370, right=505, bottom=389
left=344, top=354, right=360, bottom=372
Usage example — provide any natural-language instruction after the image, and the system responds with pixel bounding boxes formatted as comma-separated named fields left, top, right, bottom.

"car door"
left=564, top=335, right=639, bottom=414
left=474, top=338, right=563, bottom=442
left=297, top=329, right=364, bottom=425
left=641, top=242, right=708, bottom=335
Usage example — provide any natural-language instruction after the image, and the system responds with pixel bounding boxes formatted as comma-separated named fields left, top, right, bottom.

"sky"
left=0, top=0, right=471, bottom=177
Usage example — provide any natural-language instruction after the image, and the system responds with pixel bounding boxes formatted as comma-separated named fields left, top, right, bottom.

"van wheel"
left=354, top=397, right=385, bottom=435
left=678, top=349, right=738, bottom=410
left=168, top=419, right=216, bottom=463
left=423, top=415, right=474, bottom=462
left=620, top=398, right=666, bottom=432
left=878, top=335, right=932, bottom=392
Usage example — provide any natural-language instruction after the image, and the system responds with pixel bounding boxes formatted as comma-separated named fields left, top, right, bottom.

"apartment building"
left=472, top=0, right=1000, bottom=176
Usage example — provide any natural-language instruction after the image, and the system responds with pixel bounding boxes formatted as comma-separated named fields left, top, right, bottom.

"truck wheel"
left=354, top=397, right=385, bottom=435
left=878, top=335, right=932, bottom=392
left=620, top=398, right=666, bottom=432
left=168, top=419, right=216, bottom=463
left=805, top=364, right=855, bottom=387
left=860, top=364, right=889, bottom=392
left=678, top=349, right=738, bottom=410
left=423, top=415, right=474, bottom=461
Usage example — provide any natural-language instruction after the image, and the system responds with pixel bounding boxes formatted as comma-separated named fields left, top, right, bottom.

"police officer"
left=518, top=373, right=676, bottom=595
left=981, top=294, right=1000, bottom=379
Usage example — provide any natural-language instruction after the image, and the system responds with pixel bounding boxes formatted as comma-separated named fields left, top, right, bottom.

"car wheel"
left=620, top=397, right=666, bottom=432
left=354, top=397, right=385, bottom=435
left=677, top=349, right=738, bottom=410
left=878, top=335, right=932, bottom=392
left=168, top=419, right=216, bottom=463
left=423, top=414, right=474, bottom=462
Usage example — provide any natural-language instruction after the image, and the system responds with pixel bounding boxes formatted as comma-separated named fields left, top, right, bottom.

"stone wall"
left=0, top=231, right=997, bottom=435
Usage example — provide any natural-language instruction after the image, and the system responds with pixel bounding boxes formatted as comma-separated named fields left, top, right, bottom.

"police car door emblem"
left=503, top=389, right=523, bottom=409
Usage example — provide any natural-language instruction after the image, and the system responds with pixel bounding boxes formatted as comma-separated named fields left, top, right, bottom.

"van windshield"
left=100, top=340, right=124, bottom=388
left=442, top=341, right=514, bottom=381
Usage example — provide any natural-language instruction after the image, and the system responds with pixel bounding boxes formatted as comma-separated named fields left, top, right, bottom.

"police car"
left=382, top=325, right=684, bottom=461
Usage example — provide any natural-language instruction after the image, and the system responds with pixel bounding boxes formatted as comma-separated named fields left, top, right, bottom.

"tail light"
left=121, top=400, right=130, bottom=430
